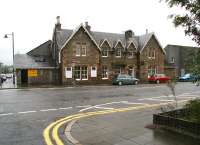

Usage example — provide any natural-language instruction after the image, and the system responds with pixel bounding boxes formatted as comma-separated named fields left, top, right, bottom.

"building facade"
left=165, top=45, right=199, bottom=77
left=14, top=17, right=165, bottom=85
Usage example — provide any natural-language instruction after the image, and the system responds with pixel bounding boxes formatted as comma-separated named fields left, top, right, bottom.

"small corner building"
left=14, top=16, right=165, bottom=86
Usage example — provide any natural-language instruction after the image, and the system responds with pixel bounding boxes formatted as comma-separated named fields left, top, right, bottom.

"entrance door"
left=21, top=69, right=28, bottom=84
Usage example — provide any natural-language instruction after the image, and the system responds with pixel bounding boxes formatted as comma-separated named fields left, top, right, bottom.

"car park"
left=112, top=74, right=139, bottom=85
left=148, top=74, right=170, bottom=84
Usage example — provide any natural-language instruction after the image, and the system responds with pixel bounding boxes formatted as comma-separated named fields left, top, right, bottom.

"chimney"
left=85, top=21, right=91, bottom=31
left=55, top=16, right=61, bottom=30
left=146, top=29, right=148, bottom=34
left=125, top=30, right=134, bottom=40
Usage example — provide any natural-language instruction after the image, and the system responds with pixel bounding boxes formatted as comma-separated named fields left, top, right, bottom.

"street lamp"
left=4, top=32, right=15, bottom=84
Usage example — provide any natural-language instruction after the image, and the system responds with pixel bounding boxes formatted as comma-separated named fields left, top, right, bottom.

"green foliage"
left=163, top=0, right=200, bottom=45
left=162, top=0, right=200, bottom=75
left=0, top=62, right=13, bottom=74
left=184, top=99, right=200, bottom=123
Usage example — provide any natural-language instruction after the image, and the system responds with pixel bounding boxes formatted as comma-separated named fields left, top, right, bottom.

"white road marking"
left=76, top=105, right=91, bottom=108
left=59, top=107, right=73, bottom=110
left=79, top=101, right=126, bottom=112
left=40, top=108, right=58, bottom=112
left=0, top=113, right=14, bottom=116
left=94, top=106, right=114, bottom=110
left=18, top=111, right=37, bottom=114
left=121, top=101, right=148, bottom=105
left=147, top=98, right=175, bottom=102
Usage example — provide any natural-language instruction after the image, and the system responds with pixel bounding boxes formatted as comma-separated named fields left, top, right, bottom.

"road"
left=0, top=82, right=199, bottom=145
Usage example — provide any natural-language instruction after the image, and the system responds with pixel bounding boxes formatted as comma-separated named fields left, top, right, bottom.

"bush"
left=184, top=99, right=200, bottom=123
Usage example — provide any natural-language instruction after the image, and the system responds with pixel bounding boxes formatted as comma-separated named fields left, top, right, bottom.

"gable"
left=114, top=40, right=124, bottom=49
left=59, top=24, right=100, bottom=62
left=100, top=39, right=112, bottom=48
left=27, top=40, right=52, bottom=56
left=127, top=42, right=137, bottom=51
left=141, top=34, right=165, bottom=54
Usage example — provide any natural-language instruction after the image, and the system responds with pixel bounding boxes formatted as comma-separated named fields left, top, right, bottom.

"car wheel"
left=134, top=81, right=138, bottom=85
left=156, top=80, right=160, bottom=84
left=118, top=81, right=122, bottom=86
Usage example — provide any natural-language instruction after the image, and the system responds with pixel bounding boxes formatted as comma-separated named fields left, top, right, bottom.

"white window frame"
left=102, top=66, right=109, bottom=79
left=102, top=48, right=109, bottom=57
left=81, top=66, right=88, bottom=80
left=81, top=44, right=87, bottom=56
left=171, top=57, right=175, bottom=63
left=76, top=47, right=81, bottom=57
left=74, top=66, right=81, bottom=80
left=116, top=49, right=121, bottom=58
left=128, top=51, right=134, bottom=58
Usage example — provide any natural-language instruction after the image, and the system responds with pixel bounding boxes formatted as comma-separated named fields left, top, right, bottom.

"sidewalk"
left=68, top=108, right=200, bottom=145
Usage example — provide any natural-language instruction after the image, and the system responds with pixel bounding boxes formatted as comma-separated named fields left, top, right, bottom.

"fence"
left=153, top=108, right=200, bottom=137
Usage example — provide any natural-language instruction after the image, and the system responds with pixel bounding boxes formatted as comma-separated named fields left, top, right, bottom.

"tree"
left=163, top=0, right=200, bottom=45
left=163, top=0, right=200, bottom=76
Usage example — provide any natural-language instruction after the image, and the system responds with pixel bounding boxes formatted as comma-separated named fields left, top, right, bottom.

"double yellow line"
left=43, top=100, right=187, bottom=145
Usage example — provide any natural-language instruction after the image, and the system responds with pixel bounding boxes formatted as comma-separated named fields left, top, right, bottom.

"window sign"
left=65, top=67, right=72, bottom=78
left=28, top=69, right=38, bottom=77
left=91, top=66, right=97, bottom=77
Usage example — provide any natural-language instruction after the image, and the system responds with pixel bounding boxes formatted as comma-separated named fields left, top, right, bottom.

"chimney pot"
left=85, top=21, right=91, bottom=31
left=55, top=16, right=61, bottom=30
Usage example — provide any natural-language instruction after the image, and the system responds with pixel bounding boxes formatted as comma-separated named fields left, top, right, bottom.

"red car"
left=148, top=74, right=170, bottom=84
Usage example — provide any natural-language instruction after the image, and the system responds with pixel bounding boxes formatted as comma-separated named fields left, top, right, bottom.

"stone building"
left=14, top=17, right=165, bottom=85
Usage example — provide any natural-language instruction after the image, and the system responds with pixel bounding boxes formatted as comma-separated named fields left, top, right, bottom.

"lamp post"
left=4, top=32, right=15, bottom=84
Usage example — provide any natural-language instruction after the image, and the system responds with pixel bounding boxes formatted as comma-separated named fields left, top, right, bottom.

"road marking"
left=44, top=100, right=189, bottom=145
left=0, top=113, right=14, bottom=116
left=18, top=111, right=37, bottom=114
left=95, top=106, right=114, bottom=110
left=121, top=101, right=148, bottom=105
left=76, top=105, right=91, bottom=108
left=40, top=109, right=58, bottom=112
left=79, top=101, right=124, bottom=112
left=147, top=98, right=175, bottom=102
left=59, top=107, right=73, bottom=110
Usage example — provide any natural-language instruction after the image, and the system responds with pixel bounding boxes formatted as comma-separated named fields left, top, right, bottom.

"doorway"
left=21, top=69, right=28, bottom=84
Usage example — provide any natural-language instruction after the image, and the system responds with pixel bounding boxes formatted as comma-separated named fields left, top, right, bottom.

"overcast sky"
left=0, top=0, right=198, bottom=65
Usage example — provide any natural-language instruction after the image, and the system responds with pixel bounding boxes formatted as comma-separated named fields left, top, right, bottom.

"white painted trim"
left=59, top=24, right=101, bottom=63
left=127, top=41, right=137, bottom=50
left=114, top=40, right=125, bottom=48
left=140, top=33, right=165, bottom=54
left=100, top=39, right=112, bottom=48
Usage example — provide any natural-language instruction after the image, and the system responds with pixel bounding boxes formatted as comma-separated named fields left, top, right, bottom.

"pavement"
left=68, top=107, right=200, bottom=145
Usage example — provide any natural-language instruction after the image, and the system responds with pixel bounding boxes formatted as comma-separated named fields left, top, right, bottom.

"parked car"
left=148, top=74, right=170, bottom=84
left=0, top=74, right=6, bottom=82
left=112, top=74, right=139, bottom=85
left=179, top=73, right=197, bottom=82
left=6, top=73, right=13, bottom=79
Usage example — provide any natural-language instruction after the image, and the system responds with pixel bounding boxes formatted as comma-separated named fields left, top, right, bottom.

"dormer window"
left=116, top=49, right=121, bottom=57
left=128, top=51, right=134, bottom=58
left=102, top=48, right=109, bottom=57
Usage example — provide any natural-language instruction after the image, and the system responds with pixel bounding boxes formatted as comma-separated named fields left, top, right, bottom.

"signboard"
left=65, top=67, right=72, bottom=78
left=28, top=69, right=38, bottom=77
left=91, top=66, right=97, bottom=77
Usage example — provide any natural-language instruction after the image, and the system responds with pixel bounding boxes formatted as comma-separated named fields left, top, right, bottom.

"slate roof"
left=14, top=54, right=56, bottom=69
left=27, top=40, right=52, bottom=56
left=57, top=28, right=154, bottom=51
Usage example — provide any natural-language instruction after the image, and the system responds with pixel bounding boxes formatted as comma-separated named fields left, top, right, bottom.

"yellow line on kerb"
left=43, top=100, right=188, bottom=145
